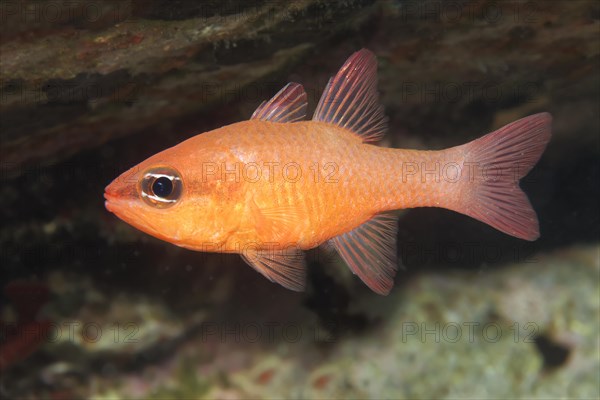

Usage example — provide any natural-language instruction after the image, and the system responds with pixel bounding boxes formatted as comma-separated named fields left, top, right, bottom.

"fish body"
left=117, top=120, right=464, bottom=250
left=105, top=49, right=551, bottom=294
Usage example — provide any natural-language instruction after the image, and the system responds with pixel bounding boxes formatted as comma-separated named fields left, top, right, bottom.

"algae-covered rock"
left=0, top=0, right=378, bottom=177
left=176, top=245, right=596, bottom=399
left=3, top=245, right=596, bottom=398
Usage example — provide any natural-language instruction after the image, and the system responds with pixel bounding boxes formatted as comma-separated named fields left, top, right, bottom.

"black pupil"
left=152, top=177, right=173, bottom=198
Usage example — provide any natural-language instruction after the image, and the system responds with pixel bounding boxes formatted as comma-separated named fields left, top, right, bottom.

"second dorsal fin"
left=312, top=49, right=388, bottom=142
left=251, top=82, right=307, bottom=123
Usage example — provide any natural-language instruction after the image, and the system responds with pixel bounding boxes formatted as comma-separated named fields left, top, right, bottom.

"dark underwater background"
left=1, top=1, right=598, bottom=398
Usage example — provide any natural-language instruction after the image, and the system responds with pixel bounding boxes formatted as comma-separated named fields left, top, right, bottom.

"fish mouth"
left=104, top=179, right=127, bottom=214
left=104, top=191, right=119, bottom=213
left=103, top=191, right=139, bottom=229
left=103, top=190, right=167, bottom=242
left=104, top=191, right=133, bottom=219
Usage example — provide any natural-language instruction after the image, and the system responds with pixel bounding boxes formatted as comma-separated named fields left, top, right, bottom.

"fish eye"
left=152, top=177, right=173, bottom=198
left=139, top=167, right=183, bottom=208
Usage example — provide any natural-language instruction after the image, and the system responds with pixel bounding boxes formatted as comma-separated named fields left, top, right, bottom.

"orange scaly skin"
left=106, top=120, right=462, bottom=252
left=225, top=121, right=468, bottom=250
left=205, top=120, right=462, bottom=250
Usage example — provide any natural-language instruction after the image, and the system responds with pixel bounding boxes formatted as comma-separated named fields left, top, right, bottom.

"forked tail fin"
left=460, top=113, right=552, bottom=240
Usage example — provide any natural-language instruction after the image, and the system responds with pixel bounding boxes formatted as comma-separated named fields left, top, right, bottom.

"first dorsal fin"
left=313, top=49, right=388, bottom=142
left=328, top=212, right=399, bottom=295
left=251, top=82, right=307, bottom=123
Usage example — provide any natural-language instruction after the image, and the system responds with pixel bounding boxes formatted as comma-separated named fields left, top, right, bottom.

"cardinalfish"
left=105, top=49, right=551, bottom=295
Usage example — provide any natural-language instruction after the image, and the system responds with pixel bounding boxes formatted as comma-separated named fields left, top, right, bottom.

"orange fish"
left=105, top=49, right=551, bottom=295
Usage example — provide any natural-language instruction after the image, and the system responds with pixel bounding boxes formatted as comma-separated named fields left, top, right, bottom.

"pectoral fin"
left=241, top=247, right=306, bottom=291
left=250, top=200, right=305, bottom=242
left=328, top=213, right=399, bottom=295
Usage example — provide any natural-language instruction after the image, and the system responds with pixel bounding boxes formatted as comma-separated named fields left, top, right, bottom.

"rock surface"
left=3, top=245, right=598, bottom=399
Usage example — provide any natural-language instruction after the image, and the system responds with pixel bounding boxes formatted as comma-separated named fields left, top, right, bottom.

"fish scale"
left=233, top=121, right=366, bottom=248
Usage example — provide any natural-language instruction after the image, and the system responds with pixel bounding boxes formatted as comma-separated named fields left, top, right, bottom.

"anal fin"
left=329, top=213, right=399, bottom=295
